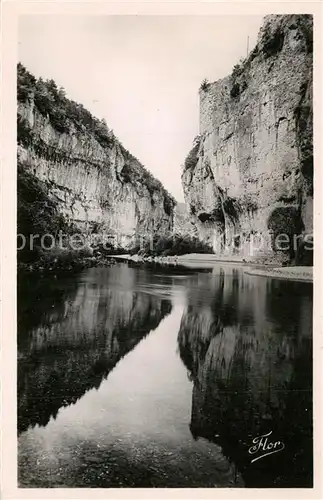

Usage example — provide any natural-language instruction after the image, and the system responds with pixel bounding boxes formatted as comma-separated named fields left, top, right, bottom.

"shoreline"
left=110, top=253, right=313, bottom=283
left=244, top=266, right=313, bottom=283
left=17, top=255, right=117, bottom=275
left=18, top=253, right=313, bottom=283
left=111, top=253, right=250, bottom=265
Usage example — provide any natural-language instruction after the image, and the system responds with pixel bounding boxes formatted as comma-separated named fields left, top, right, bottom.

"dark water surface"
left=18, top=262, right=313, bottom=488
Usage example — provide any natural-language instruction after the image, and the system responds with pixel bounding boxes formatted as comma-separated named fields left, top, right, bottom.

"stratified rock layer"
left=17, top=70, right=175, bottom=246
left=182, top=15, right=313, bottom=262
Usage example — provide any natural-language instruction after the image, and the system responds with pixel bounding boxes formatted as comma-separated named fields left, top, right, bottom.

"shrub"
left=298, top=15, right=313, bottom=53
left=129, top=243, right=141, bottom=256
left=244, top=198, right=258, bottom=212
left=267, top=206, right=304, bottom=260
left=248, top=45, right=259, bottom=63
left=199, top=79, right=210, bottom=92
left=240, top=80, right=248, bottom=93
left=295, top=235, right=313, bottom=266
left=229, top=57, right=248, bottom=100
left=119, top=149, right=175, bottom=209
left=183, top=136, right=201, bottom=172
left=17, top=161, right=73, bottom=263
left=222, top=197, right=239, bottom=222
left=17, top=63, right=115, bottom=146
left=163, top=196, right=173, bottom=216
left=17, top=63, right=36, bottom=102
left=232, top=63, right=243, bottom=79
left=35, top=245, right=95, bottom=271
left=129, top=233, right=213, bottom=257
left=230, top=82, right=241, bottom=99
left=17, top=117, right=34, bottom=146
left=93, top=243, right=128, bottom=256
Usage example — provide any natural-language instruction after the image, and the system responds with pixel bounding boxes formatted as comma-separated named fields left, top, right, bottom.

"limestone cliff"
left=182, top=15, right=313, bottom=263
left=17, top=65, right=175, bottom=246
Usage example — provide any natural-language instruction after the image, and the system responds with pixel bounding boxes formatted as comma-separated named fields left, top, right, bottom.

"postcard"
left=1, top=1, right=322, bottom=499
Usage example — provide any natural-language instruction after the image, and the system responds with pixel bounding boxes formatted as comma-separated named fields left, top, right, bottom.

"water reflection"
left=18, top=265, right=172, bottom=434
left=178, top=267, right=313, bottom=487
left=18, top=262, right=312, bottom=488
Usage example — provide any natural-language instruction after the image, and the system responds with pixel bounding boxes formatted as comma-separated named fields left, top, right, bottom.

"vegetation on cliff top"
left=18, top=161, right=88, bottom=269
left=18, top=161, right=71, bottom=250
left=198, top=15, right=313, bottom=101
left=18, top=63, right=114, bottom=146
left=199, top=78, right=210, bottom=92
left=17, top=63, right=176, bottom=207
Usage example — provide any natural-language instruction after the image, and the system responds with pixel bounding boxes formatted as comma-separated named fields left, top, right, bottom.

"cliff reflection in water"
left=18, top=265, right=172, bottom=435
left=178, top=267, right=313, bottom=487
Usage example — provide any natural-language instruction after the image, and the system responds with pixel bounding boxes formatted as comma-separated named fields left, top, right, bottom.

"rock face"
left=182, top=15, right=313, bottom=263
left=17, top=67, right=175, bottom=247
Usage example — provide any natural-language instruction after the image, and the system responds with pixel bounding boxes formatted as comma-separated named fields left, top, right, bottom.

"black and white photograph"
left=1, top=2, right=320, bottom=494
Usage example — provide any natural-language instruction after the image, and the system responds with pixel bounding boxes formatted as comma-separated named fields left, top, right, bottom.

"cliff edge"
left=17, top=64, right=176, bottom=249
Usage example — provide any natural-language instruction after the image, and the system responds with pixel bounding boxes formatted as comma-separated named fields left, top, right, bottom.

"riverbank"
left=111, top=253, right=313, bottom=282
left=111, top=253, right=243, bottom=268
left=19, top=251, right=313, bottom=283
left=244, top=266, right=313, bottom=283
left=18, top=255, right=116, bottom=274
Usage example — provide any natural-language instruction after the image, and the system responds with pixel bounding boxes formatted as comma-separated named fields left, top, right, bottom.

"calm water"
left=18, top=262, right=313, bottom=488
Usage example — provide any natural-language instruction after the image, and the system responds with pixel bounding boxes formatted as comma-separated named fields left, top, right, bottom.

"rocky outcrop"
left=17, top=66, right=175, bottom=247
left=182, top=15, right=313, bottom=263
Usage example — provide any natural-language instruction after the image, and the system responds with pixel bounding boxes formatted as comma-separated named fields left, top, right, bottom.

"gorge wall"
left=17, top=65, right=175, bottom=248
left=182, top=15, right=313, bottom=263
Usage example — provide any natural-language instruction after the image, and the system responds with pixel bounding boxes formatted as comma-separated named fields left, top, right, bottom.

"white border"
left=1, top=2, right=322, bottom=499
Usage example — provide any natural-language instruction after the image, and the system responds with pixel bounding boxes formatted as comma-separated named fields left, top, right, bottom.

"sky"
left=19, top=15, right=264, bottom=201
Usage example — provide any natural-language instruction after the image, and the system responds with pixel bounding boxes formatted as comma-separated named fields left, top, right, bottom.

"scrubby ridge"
left=17, top=63, right=175, bottom=205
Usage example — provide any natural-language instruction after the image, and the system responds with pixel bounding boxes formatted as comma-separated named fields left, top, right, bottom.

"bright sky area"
left=19, top=15, right=264, bottom=201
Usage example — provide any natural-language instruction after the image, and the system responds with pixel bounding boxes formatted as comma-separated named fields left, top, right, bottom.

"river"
left=17, top=261, right=313, bottom=488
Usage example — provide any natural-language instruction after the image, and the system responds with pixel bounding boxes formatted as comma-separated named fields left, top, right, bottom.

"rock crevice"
left=17, top=66, right=176, bottom=246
